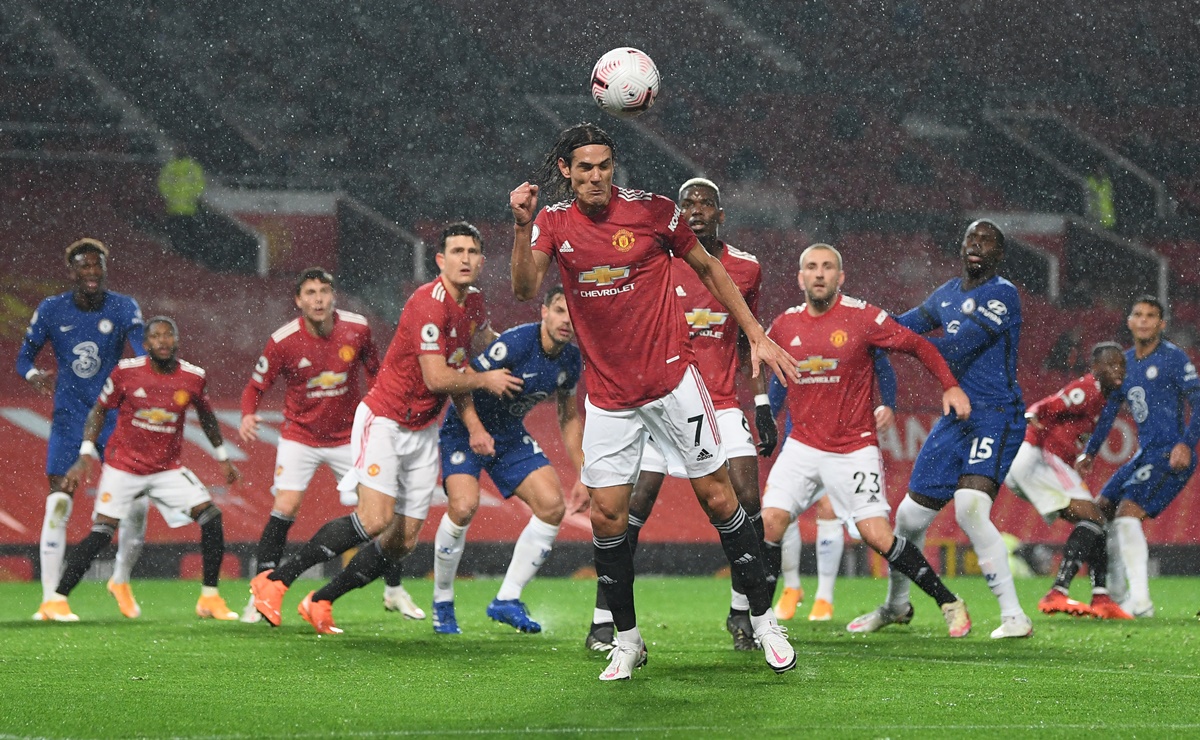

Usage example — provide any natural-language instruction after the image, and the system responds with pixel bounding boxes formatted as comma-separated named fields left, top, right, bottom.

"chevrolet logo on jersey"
left=686, top=308, right=729, bottom=330
left=306, top=371, right=348, bottom=390
left=579, top=265, right=630, bottom=286
left=796, top=356, right=839, bottom=375
left=135, top=408, right=179, bottom=425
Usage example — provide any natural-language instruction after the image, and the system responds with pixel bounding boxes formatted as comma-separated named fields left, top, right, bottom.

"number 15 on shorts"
left=968, top=436, right=995, bottom=466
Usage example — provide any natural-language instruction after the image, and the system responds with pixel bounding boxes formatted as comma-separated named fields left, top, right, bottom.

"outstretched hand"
left=749, top=334, right=800, bottom=387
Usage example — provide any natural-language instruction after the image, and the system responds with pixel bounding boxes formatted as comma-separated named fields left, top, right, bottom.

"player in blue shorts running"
left=1076, top=295, right=1200, bottom=617
left=16, top=239, right=148, bottom=619
left=847, top=220, right=1034, bottom=639
left=430, top=285, right=584, bottom=634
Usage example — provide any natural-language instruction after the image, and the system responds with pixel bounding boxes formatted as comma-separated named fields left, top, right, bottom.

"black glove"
left=755, top=403, right=778, bottom=458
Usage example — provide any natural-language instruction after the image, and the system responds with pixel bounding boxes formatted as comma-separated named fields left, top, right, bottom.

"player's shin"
left=780, top=522, right=802, bottom=590
left=885, top=534, right=956, bottom=606
left=814, top=519, right=843, bottom=605
left=714, top=507, right=772, bottom=615
left=1055, top=520, right=1105, bottom=592
left=433, top=514, right=470, bottom=603
left=1114, top=516, right=1151, bottom=607
left=112, top=495, right=148, bottom=584
left=255, top=511, right=295, bottom=573
left=383, top=556, right=405, bottom=587
left=594, top=531, right=637, bottom=631
left=314, top=539, right=390, bottom=603
left=40, top=492, right=73, bottom=601
left=55, top=521, right=116, bottom=597
left=272, top=513, right=371, bottom=586
left=762, top=540, right=782, bottom=598
left=196, top=506, right=225, bottom=588
left=625, top=512, right=646, bottom=553
left=955, top=488, right=1023, bottom=617
left=889, top=496, right=937, bottom=609
left=496, top=516, right=558, bottom=601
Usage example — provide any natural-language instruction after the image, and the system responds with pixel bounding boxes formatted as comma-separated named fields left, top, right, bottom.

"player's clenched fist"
left=510, top=182, right=539, bottom=227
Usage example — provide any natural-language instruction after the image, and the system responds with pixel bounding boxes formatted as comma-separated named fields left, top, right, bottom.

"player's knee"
left=533, top=495, right=565, bottom=526
left=273, top=490, right=304, bottom=518
left=953, top=488, right=993, bottom=533
left=447, top=498, right=478, bottom=526
left=761, top=507, right=790, bottom=543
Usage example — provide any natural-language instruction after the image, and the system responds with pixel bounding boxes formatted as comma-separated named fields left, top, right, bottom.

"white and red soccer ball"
left=590, top=47, right=660, bottom=119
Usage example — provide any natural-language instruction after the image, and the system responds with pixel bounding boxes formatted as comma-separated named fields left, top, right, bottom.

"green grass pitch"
left=2, top=575, right=1198, bottom=738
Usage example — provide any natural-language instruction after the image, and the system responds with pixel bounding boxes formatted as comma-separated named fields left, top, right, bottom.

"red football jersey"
left=242, top=310, right=379, bottom=447
left=673, top=242, right=761, bottom=410
left=1025, top=373, right=1108, bottom=464
left=99, top=356, right=211, bottom=475
left=532, top=186, right=697, bottom=410
left=768, top=294, right=958, bottom=453
left=364, top=278, right=485, bottom=430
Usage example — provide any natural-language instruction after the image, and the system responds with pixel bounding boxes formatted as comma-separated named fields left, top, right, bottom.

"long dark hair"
left=533, top=123, right=616, bottom=203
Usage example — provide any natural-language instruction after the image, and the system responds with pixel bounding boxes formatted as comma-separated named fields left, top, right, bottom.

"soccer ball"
left=590, top=47, right=660, bottom=119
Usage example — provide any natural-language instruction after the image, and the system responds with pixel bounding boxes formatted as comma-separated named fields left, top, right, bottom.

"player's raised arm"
left=683, top=245, right=798, bottom=385
left=510, top=182, right=552, bottom=302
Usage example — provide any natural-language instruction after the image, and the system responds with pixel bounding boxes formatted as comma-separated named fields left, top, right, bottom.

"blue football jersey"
left=1086, top=340, right=1200, bottom=456
left=443, top=322, right=582, bottom=438
left=897, top=276, right=1023, bottom=409
left=16, top=291, right=145, bottom=415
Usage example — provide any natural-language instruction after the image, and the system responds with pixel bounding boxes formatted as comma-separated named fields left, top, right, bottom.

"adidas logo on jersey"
left=133, top=388, right=147, bottom=398
left=790, top=336, right=802, bottom=347
left=560, top=241, right=574, bottom=253
left=696, top=448, right=713, bottom=462
left=298, top=358, right=312, bottom=368
left=676, top=285, right=686, bottom=297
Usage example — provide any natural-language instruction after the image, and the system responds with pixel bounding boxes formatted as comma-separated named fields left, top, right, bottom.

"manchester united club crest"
left=830, top=329, right=848, bottom=348
left=173, top=389, right=191, bottom=407
left=338, top=345, right=356, bottom=362
left=612, top=229, right=636, bottom=252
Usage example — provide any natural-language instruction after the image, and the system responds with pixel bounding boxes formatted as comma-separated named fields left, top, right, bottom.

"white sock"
left=888, top=496, right=937, bottom=609
left=814, top=519, right=843, bottom=603
left=780, top=521, right=802, bottom=590
left=749, top=610, right=779, bottom=633
left=496, top=516, right=559, bottom=601
left=112, top=495, right=148, bottom=584
left=1106, top=523, right=1128, bottom=602
left=617, top=625, right=643, bottom=646
left=1114, top=516, right=1150, bottom=606
left=201, top=585, right=219, bottom=597
left=730, top=587, right=750, bottom=612
left=594, top=608, right=613, bottom=624
left=40, top=492, right=72, bottom=602
left=955, top=488, right=1023, bottom=617
left=432, top=514, right=469, bottom=603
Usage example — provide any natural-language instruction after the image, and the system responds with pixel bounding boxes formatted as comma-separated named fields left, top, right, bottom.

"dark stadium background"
left=2, top=0, right=1198, bottom=582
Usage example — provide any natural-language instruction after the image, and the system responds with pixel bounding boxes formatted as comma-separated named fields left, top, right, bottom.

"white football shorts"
left=640, top=407, right=757, bottom=477
left=337, top=402, right=438, bottom=520
left=273, top=438, right=356, bottom=506
left=92, top=464, right=211, bottom=525
left=581, top=365, right=726, bottom=488
left=1004, top=441, right=1092, bottom=524
left=762, top=438, right=891, bottom=523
